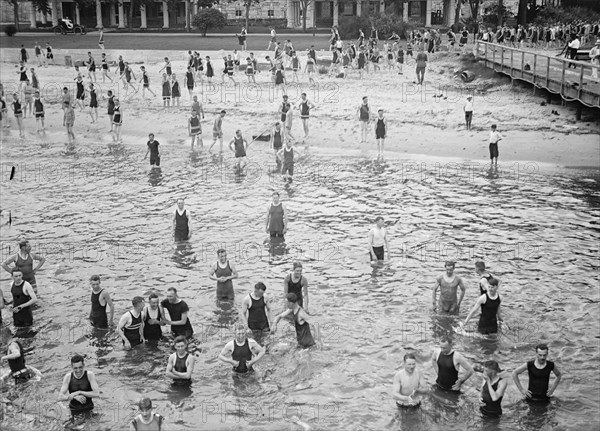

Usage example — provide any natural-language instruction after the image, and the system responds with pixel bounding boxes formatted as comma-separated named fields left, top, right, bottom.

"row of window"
left=235, top=10, right=275, bottom=16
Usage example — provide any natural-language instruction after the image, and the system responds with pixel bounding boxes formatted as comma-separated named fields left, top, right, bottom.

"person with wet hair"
left=2, top=240, right=45, bottom=295
left=273, top=293, right=315, bottom=348
left=479, top=360, right=507, bottom=417
left=513, top=343, right=562, bottom=402
left=58, top=355, right=100, bottom=419
left=218, top=324, right=266, bottom=373
left=129, top=397, right=166, bottom=431
left=431, top=336, right=474, bottom=392
left=432, top=261, right=465, bottom=314
left=392, top=352, right=429, bottom=407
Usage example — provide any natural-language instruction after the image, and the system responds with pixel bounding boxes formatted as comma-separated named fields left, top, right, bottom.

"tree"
left=300, top=0, right=315, bottom=31
left=228, top=0, right=261, bottom=31
left=125, top=0, right=153, bottom=30
left=32, top=0, right=51, bottom=16
left=517, top=0, right=527, bottom=24
left=468, top=0, right=480, bottom=22
left=7, top=0, right=20, bottom=31
left=192, top=8, right=226, bottom=36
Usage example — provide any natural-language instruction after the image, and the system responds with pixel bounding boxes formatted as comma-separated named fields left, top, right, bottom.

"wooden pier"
left=475, top=41, right=600, bottom=109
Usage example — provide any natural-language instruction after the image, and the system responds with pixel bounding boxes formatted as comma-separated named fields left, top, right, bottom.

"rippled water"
left=0, top=137, right=599, bottom=431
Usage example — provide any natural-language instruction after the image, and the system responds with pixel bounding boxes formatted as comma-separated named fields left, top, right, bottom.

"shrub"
left=339, top=13, right=411, bottom=41
left=533, top=5, right=600, bottom=25
left=338, top=14, right=371, bottom=40
left=5, top=25, right=17, bottom=37
left=192, top=8, right=226, bottom=36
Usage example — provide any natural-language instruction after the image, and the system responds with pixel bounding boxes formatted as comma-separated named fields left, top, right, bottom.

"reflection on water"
left=0, top=140, right=598, bottom=430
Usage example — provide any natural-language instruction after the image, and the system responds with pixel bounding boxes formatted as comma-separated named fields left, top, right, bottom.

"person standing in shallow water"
left=512, top=343, right=562, bottom=402
left=166, top=336, right=195, bottom=385
left=273, top=293, right=315, bottom=348
left=2, top=239, right=45, bottom=295
left=117, top=296, right=145, bottom=350
left=266, top=192, right=288, bottom=240
left=241, top=282, right=273, bottom=342
left=208, top=249, right=239, bottom=300
left=9, top=268, right=37, bottom=327
left=160, top=287, right=194, bottom=339
left=129, top=398, right=166, bottom=431
left=461, top=276, right=503, bottom=335
left=392, top=353, right=429, bottom=407
left=173, top=198, right=191, bottom=242
left=283, top=261, right=309, bottom=311
left=431, top=336, right=474, bottom=392
left=479, top=360, right=507, bottom=418
left=88, top=274, right=114, bottom=329
left=142, top=293, right=164, bottom=342
left=368, top=216, right=389, bottom=262
left=432, top=261, right=465, bottom=314
left=58, top=355, right=100, bottom=420
left=218, top=324, right=266, bottom=373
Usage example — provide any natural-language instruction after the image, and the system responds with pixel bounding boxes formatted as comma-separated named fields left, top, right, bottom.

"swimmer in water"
left=89, top=274, right=114, bottom=329
left=432, top=261, right=465, bottom=314
left=431, top=336, right=474, bottom=392
left=218, top=324, right=266, bottom=373
left=241, top=282, right=273, bottom=343
left=512, top=343, right=562, bottom=402
left=117, top=296, right=145, bottom=350
left=129, top=398, right=166, bottom=431
left=1, top=338, right=33, bottom=383
left=208, top=249, right=239, bottom=300
left=479, top=360, right=507, bottom=418
left=166, top=336, right=195, bottom=384
left=392, top=353, right=429, bottom=407
left=9, top=268, right=37, bottom=327
left=160, top=287, right=194, bottom=339
left=173, top=198, right=192, bottom=242
left=368, top=216, right=389, bottom=262
left=58, top=355, right=100, bottom=420
left=2, top=239, right=46, bottom=295
left=273, top=293, right=315, bottom=348
left=460, top=276, right=503, bottom=335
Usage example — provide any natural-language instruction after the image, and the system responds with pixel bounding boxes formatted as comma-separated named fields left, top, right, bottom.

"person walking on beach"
left=129, top=398, right=165, bottom=431
left=392, top=353, right=429, bottom=407
left=173, top=198, right=191, bottom=241
left=209, top=110, right=226, bottom=152
left=111, top=98, right=122, bottom=143
left=431, top=337, right=474, bottom=392
left=374, top=109, right=387, bottom=157
left=358, top=96, right=370, bottom=144
left=58, top=355, right=100, bottom=420
left=218, top=324, right=266, bottom=373
left=98, top=29, right=105, bottom=50
left=140, top=66, right=156, bottom=98
left=166, top=336, right=195, bottom=384
left=512, top=343, right=562, bottom=402
left=267, top=27, right=277, bottom=51
left=238, top=26, right=248, bottom=51
left=34, top=41, right=43, bottom=66
left=144, top=133, right=161, bottom=167
left=107, top=90, right=115, bottom=133
left=368, top=216, right=389, bottom=262
left=432, top=261, right=466, bottom=314
left=489, top=124, right=502, bottom=165
left=89, top=274, right=114, bottom=329
left=208, top=249, right=238, bottom=300
left=241, top=282, right=273, bottom=342
left=117, top=296, right=145, bottom=350
left=160, top=288, right=194, bottom=339
left=34, top=90, right=45, bottom=132
left=11, top=93, right=25, bottom=138
left=88, top=83, right=99, bottom=124
left=464, top=96, right=473, bottom=130
left=86, top=52, right=97, bottom=83
left=298, top=93, right=315, bottom=142
left=45, top=42, right=55, bottom=65
left=2, top=239, right=46, bottom=295
left=415, top=48, right=428, bottom=85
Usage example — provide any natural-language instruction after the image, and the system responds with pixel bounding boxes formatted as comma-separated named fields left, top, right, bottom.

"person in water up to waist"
left=241, top=282, right=273, bottom=342
left=118, top=296, right=145, bottom=350
left=166, top=336, right=195, bottom=384
left=172, top=198, right=192, bottom=242
left=218, top=324, right=266, bottom=373
left=479, top=360, right=507, bottom=418
left=368, top=216, right=389, bottom=262
left=461, top=276, right=503, bottom=335
left=1, top=338, right=34, bottom=383
left=89, top=274, right=114, bottom=329
left=266, top=191, right=288, bottom=238
left=58, top=354, right=100, bottom=417
left=129, top=397, right=167, bottom=431
left=431, top=336, right=474, bottom=392
left=2, top=240, right=46, bottom=294
left=160, top=287, right=194, bottom=339
left=208, top=249, right=239, bottom=300
left=283, top=261, right=309, bottom=311
left=432, top=261, right=465, bottom=314
left=9, top=268, right=37, bottom=327
left=392, top=353, right=429, bottom=407
left=512, top=343, right=562, bottom=402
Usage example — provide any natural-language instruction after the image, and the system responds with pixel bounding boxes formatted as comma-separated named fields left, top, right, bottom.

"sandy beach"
left=1, top=47, right=599, bottom=167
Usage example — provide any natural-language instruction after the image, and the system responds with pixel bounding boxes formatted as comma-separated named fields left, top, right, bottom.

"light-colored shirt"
left=489, top=130, right=502, bottom=144
left=464, top=100, right=473, bottom=112
left=569, top=39, right=580, bottom=50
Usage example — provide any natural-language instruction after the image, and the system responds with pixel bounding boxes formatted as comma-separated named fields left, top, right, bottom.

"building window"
left=268, top=9, right=274, bottom=17
left=236, top=9, right=242, bottom=17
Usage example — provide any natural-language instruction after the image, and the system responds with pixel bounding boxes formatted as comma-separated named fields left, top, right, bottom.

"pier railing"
left=475, top=41, right=600, bottom=108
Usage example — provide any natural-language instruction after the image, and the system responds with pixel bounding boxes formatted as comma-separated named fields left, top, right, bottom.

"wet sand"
left=0, top=48, right=599, bottom=167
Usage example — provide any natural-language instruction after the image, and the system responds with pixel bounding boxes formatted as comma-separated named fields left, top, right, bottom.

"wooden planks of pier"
left=475, top=41, right=600, bottom=109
